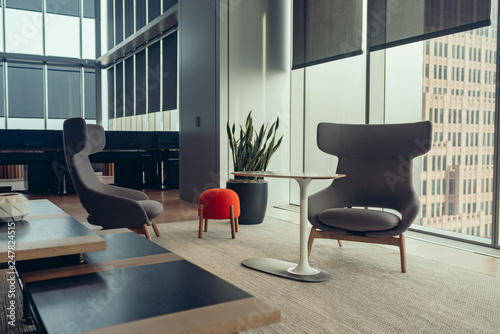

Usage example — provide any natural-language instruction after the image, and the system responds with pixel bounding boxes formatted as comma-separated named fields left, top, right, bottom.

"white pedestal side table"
left=232, top=171, right=345, bottom=282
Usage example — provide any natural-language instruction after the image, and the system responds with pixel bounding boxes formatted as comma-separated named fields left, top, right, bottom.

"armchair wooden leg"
left=337, top=240, right=343, bottom=247
left=142, top=223, right=152, bottom=241
left=198, top=205, right=204, bottom=238
left=307, top=227, right=316, bottom=259
left=152, top=219, right=160, bottom=237
left=204, top=219, right=208, bottom=232
left=230, top=205, right=236, bottom=239
left=399, top=234, right=407, bottom=273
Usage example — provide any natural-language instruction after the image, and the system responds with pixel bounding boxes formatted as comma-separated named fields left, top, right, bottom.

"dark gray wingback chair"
left=308, top=121, right=432, bottom=272
left=63, top=117, right=163, bottom=240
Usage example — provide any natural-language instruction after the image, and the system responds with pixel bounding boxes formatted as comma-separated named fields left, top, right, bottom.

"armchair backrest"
left=63, top=117, right=106, bottom=210
left=316, top=121, right=432, bottom=212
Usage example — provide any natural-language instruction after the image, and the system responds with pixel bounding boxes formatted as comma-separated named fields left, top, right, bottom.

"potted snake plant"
left=226, top=111, right=283, bottom=224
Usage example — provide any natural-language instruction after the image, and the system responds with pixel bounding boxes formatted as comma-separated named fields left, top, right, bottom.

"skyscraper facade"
left=420, top=1, right=498, bottom=239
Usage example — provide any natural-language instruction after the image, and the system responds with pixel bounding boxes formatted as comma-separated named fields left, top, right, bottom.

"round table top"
left=232, top=171, right=345, bottom=180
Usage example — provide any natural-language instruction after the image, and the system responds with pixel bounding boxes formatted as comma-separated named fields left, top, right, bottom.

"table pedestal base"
left=242, top=258, right=331, bottom=282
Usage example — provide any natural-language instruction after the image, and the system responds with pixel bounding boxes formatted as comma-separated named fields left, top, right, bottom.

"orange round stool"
left=198, top=188, right=240, bottom=239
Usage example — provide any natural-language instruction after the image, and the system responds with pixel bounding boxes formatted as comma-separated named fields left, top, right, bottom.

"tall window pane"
left=8, top=64, right=44, bottom=118
left=107, top=0, right=114, bottom=50
left=45, top=13, right=80, bottom=58
left=163, top=0, right=177, bottom=12
left=136, top=50, right=146, bottom=115
left=0, top=64, right=4, bottom=117
left=47, top=67, right=81, bottom=119
left=115, top=0, right=123, bottom=44
left=83, top=0, right=95, bottom=19
left=148, top=41, right=161, bottom=113
left=46, top=0, right=79, bottom=16
left=124, top=0, right=134, bottom=39
left=115, top=62, right=124, bottom=118
left=6, top=0, right=42, bottom=12
left=162, top=32, right=177, bottom=111
left=136, top=0, right=146, bottom=31
left=414, top=4, right=497, bottom=242
left=85, top=71, right=96, bottom=120
left=124, top=57, right=134, bottom=116
left=149, top=0, right=161, bottom=23
left=5, top=9, right=43, bottom=55
left=107, top=67, right=115, bottom=119
left=82, top=18, right=96, bottom=59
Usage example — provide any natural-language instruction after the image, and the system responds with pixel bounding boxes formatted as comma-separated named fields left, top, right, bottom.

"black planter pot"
left=226, top=181, right=268, bottom=225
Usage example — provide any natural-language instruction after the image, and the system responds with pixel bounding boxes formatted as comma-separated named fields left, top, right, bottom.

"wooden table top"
left=23, top=230, right=280, bottom=334
left=0, top=199, right=106, bottom=262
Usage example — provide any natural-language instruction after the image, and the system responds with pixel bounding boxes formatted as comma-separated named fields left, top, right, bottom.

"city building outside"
left=420, top=0, right=498, bottom=240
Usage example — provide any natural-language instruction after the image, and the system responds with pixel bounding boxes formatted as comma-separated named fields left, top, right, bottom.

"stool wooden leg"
left=198, top=205, right=204, bottom=239
left=230, top=205, right=236, bottom=239
left=152, top=219, right=160, bottom=237
left=142, top=223, right=152, bottom=241
left=235, top=217, right=239, bottom=233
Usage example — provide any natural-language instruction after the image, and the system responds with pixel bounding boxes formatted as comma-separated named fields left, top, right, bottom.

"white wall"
left=223, top=0, right=292, bottom=207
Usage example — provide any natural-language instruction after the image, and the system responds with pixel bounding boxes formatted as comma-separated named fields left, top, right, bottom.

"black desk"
left=20, top=231, right=280, bottom=333
left=0, top=129, right=179, bottom=194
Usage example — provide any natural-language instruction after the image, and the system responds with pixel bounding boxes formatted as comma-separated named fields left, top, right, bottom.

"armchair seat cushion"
left=137, top=200, right=164, bottom=221
left=318, top=208, right=400, bottom=232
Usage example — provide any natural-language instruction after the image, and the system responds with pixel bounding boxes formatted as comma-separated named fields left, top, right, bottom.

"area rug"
left=153, top=217, right=500, bottom=334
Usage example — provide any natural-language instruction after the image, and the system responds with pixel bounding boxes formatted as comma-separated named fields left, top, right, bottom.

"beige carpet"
left=2, top=217, right=499, bottom=334
left=153, top=217, right=500, bottom=334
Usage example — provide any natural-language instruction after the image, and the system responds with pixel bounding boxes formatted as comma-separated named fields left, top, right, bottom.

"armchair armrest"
left=81, top=186, right=150, bottom=230
left=102, top=183, right=150, bottom=201
left=308, top=184, right=345, bottom=228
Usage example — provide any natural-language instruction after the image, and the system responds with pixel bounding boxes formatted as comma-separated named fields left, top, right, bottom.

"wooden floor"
left=3, top=177, right=500, bottom=278
left=23, top=189, right=199, bottom=225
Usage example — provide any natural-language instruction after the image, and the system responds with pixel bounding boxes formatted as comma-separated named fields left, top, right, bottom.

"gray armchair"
left=63, top=117, right=163, bottom=240
left=308, top=121, right=432, bottom=272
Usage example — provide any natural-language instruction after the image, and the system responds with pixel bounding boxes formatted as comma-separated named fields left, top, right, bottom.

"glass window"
left=47, top=66, right=81, bottom=119
left=46, top=0, right=79, bottom=16
left=124, top=57, right=134, bottom=116
left=124, top=0, right=134, bottom=38
left=115, top=0, right=123, bottom=44
left=107, top=0, right=114, bottom=50
left=107, top=67, right=115, bottom=119
left=164, top=0, right=177, bottom=12
left=0, top=64, right=3, bottom=117
left=6, top=0, right=42, bottom=12
left=148, top=41, right=161, bottom=113
left=5, top=9, right=43, bottom=55
left=136, top=49, right=146, bottom=115
left=8, top=64, right=44, bottom=118
left=83, top=0, right=95, bottom=19
left=149, top=0, right=161, bottom=23
left=116, top=62, right=124, bottom=118
left=0, top=14, right=4, bottom=52
left=84, top=70, right=96, bottom=120
left=136, top=0, right=146, bottom=31
left=45, top=13, right=80, bottom=58
left=82, top=18, right=96, bottom=59
left=163, top=32, right=177, bottom=111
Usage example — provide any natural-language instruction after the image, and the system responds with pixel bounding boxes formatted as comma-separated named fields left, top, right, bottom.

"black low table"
left=0, top=199, right=106, bottom=263
left=21, top=230, right=280, bottom=333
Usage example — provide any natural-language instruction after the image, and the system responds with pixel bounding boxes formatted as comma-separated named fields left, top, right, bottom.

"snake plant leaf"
left=227, top=111, right=283, bottom=179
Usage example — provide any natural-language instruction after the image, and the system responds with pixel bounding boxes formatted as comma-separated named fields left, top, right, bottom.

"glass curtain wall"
left=0, top=0, right=96, bottom=130
left=294, top=0, right=500, bottom=248
left=103, top=0, right=178, bottom=132
left=383, top=2, right=498, bottom=246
